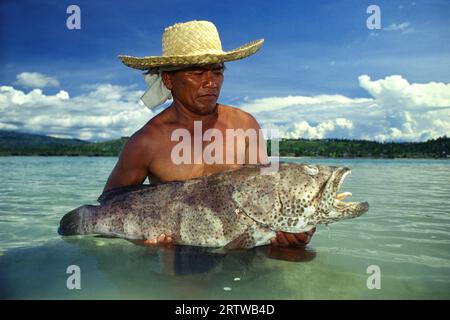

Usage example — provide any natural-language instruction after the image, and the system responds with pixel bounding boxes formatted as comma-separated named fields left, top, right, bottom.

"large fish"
left=58, top=163, right=369, bottom=249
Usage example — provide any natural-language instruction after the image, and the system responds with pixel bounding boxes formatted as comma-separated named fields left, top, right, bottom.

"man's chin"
left=193, top=102, right=218, bottom=115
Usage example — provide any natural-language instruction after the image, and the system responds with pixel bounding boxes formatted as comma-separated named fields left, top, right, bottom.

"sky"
left=0, top=0, right=449, bottom=141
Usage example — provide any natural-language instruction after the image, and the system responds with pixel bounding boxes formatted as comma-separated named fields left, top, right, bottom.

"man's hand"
left=142, top=229, right=317, bottom=248
left=270, top=228, right=316, bottom=247
left=144, top=234, right=173, bottom=246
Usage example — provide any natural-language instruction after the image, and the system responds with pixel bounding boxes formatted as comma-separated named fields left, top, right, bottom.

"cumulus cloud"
left=1, top=72, right=449, bottom=142
left=239, top=75, right=450, bottom=142
left=359, top=75, right=450, bottom=108
left=15, top=72, right=60, bottom=88
left=240, top=95, right=371, bottom=114
left=0, top=81, right=154, bottom=141
left=286, top=118, right=354, bottom=140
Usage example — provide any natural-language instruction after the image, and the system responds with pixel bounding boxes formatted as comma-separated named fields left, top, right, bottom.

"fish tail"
left=58, top=205, right=97, bottom=236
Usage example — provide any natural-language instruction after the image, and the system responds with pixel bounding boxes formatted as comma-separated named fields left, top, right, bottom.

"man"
left=104, top=20, right=315, bottom=247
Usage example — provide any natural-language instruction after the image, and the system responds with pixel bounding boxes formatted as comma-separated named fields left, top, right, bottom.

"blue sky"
left=1, top=0, right=449, bottom=141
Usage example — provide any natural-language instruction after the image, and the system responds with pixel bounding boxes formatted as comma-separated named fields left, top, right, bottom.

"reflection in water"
left=92, top=236, right=317, bottom=276
left=264, top=245, right=316, bottom=262
left=129, top=240, right=317, bottom=275
left=0, top=235, right=321, bottom=299
left=129, top=239, right=226, bottom=276
left=60, top=236, right=317, bottom=299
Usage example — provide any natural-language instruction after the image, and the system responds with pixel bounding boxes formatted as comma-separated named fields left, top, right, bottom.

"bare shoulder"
left=120, top=117, right=165, bottom=161
left=219, top=103, right=253, bottom=118
left=219, top=104, right=261, bottom=129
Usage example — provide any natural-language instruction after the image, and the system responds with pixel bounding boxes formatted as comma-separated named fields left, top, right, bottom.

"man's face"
left=163, top=63, right=224, bottom=115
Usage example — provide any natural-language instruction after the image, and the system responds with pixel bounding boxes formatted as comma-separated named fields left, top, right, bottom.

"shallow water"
left=0, top=156, right=449, bottom=299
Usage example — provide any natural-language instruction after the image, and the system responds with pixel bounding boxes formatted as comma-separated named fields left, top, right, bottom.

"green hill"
left=0, top=130, right=88, bottom=148
left=0, top=130, right=128, bottom=156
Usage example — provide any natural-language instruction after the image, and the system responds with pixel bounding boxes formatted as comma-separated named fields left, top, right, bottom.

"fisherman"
left=103, top=20, right=315, bottom=247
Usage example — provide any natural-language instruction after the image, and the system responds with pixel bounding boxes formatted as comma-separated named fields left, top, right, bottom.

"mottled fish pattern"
left=58, top=163, right=369, bottom=249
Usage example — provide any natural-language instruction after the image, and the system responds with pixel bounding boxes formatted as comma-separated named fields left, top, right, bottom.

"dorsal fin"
left=97, top=184, right=157, bottom=204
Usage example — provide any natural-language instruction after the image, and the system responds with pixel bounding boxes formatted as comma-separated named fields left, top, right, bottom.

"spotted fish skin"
left=58, top=163, right=369, bottom=249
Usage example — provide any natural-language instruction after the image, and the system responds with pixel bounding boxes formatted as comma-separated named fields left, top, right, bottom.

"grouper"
left=58, top=163, right=369, bottom=249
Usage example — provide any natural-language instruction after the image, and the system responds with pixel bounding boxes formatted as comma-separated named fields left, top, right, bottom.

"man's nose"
left=202, top=71, right=220, bottom=88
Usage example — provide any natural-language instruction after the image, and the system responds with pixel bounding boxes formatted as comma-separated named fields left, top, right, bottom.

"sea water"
left=0, top=156, right=449, bottom=299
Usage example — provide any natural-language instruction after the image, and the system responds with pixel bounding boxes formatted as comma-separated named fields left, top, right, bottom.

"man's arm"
left=106, top=130, right=173, bottom=246
left=242, top=113, right=269, bottom=165
left=103, top=132, right=153, bottom=193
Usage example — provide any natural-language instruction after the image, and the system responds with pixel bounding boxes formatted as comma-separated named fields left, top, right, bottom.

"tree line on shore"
left=269, top=136, right=449, bottom=158
left=0, top=130, right=448, bottom=158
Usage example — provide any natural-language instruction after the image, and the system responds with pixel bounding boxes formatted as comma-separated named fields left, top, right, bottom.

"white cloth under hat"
left=141, top=65, right=196, bottom=110
left=141, top=68, right=170, bottom=110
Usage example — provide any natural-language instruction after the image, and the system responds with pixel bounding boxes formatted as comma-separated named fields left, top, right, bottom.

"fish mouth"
left=332, top=168, right=369, bottom=218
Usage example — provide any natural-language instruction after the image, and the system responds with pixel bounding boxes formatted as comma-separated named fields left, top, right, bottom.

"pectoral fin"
left=223, top=224, right=276, bottom=250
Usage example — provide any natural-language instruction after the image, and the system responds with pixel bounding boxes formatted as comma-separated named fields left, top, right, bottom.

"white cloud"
left=1, top=72, right=449, bottom=142
left=15, top=72, right=60, bottom=88
left=239, top=75, right=450, bottom=142
left=383, top=22, right=413, bottom=34
left=286, top=118, right=354, bottom=139
left=241, top=94, right=371, bottom=114
left=359, top=75, right=450, bottom=108
left=0, top=81, right=154, bottom=141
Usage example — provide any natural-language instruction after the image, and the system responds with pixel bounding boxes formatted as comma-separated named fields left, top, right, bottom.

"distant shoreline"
left=277, top=156, right=450, bottom=161
left=1, top=130, right=449, bottom=159
left=0, top=155, right=449, bottom=161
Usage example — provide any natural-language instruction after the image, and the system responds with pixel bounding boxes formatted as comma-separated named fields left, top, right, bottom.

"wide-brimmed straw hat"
left=118, top=20, right=264, bottom=70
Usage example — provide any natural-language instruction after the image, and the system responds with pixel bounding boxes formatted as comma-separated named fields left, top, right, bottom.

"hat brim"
left=118, top=39, right=264, bottom=70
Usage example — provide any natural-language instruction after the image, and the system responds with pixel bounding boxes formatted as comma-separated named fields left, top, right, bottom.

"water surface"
left=0, top=156, right=449, bottom=299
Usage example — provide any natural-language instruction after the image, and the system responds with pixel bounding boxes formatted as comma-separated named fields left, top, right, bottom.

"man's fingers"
left=304, top=227, right=316, bottom=243
left=283, top=233, right=302, bottom=246
left=275, top=232, right=290, bottom=246
left=144, top=234, right=174, bottom=245
left=159, top=234, right=173, bottom=244
left=272, top=231, right=315, bottom=247
left=144, top=238, right=157, bottom=245
left=165, top=236, right=173, bottom=243
left=295, top=232, right=311, bottom=244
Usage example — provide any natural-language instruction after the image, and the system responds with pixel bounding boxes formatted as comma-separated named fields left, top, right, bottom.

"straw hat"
left=118, top=20, right=264, bottom=70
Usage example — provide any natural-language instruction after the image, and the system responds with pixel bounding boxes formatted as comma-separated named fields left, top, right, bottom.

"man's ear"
left=161, top=71, right=173, bottom=90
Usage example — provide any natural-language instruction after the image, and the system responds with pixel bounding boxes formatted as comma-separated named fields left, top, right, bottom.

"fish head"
left=277, top=163, right=369, bottom=229
left=315, top=166, right=369, bottom=222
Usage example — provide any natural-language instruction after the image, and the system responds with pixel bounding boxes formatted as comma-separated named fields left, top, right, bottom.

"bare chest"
left=148, top=123, right=246, bottom=182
